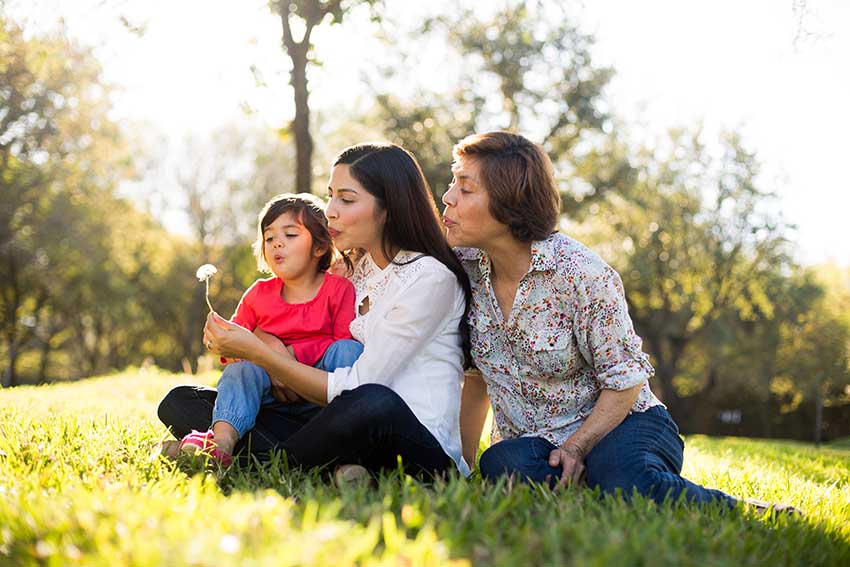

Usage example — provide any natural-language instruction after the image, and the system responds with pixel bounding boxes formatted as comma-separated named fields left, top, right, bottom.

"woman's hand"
left=548, top=441, right=586, bottom=487
left=203, top=311, right=264, bottom=360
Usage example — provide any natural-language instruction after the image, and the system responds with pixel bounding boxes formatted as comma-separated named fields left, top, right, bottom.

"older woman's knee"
left=478, top=443, right=524, bottom=480
left=478, top=446, right=505, bottom=480
left=587, top=463, right=662, bottom=500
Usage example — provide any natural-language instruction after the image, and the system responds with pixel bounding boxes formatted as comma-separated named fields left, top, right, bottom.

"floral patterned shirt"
left=457, top=233, right=661, bottom=447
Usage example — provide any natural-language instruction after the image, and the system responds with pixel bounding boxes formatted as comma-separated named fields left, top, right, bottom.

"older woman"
left=445, top=131, right=737, bottom=506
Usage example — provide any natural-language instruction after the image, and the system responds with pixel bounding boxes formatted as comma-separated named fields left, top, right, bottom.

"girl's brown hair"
left=253, top=193, right=335, bottom=274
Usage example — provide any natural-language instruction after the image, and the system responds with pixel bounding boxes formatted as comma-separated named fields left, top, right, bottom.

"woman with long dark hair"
left=158, top=143, right=473, bottom=478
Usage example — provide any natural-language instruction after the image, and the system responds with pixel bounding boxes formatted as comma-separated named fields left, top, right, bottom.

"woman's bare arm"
left=460, top=370, right=490, bottom=467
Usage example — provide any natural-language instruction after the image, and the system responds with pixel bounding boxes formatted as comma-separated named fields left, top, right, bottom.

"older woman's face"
left=442, top=156, right=511, bottom=249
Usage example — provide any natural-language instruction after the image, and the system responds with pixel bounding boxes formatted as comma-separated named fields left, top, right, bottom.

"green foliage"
left=0, top=16, right=135, bottom=385
left=0, top=16, right=258, bottom=384
left=0, top=371, right=848, bottom=565
left=572, top=128, right=800, bottom=422
left=372, top=1, right=618, bottom=208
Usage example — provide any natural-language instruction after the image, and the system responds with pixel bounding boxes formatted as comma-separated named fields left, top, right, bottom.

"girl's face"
left=441, top=155, right=511, bottom=249
left=262, top=211, right=324, bottom=281
left=325, top=164, right=387, bottom=256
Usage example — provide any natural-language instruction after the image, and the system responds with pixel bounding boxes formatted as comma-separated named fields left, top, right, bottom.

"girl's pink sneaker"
left=178, top=430, right=233, bottom=467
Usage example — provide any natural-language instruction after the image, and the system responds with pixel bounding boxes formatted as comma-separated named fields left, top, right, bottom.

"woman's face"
left=326, top=164, right=386, bottom=255
left=442, top=155, right=511, bottom=249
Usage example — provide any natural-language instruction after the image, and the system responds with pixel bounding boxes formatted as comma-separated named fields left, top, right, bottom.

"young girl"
left=178, top=193, right=363, bottom=465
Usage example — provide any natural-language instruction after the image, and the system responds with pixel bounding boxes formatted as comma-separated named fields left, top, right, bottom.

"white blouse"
left=327, top=251, right=470, bottom=476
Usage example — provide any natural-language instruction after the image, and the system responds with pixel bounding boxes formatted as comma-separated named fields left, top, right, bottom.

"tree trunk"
left=1, top=339, right=18, bottom=388
left=37, top=337, right=50, bottom=384
left=278, top=3, right=316, bottom=196
left=814, top=390, right=823, bottom=446
left=290, top=46, right=313, bottom=194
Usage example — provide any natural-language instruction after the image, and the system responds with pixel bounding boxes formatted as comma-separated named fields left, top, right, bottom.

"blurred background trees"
left=2, top=2, right=848, bottom=442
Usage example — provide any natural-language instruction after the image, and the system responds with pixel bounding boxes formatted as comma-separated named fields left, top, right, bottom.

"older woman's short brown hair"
left=453, top=131, right=560, bottom=242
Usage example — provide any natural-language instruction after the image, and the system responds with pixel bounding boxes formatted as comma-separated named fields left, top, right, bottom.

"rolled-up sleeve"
left=327, top=269, right=461, bottom=401
left=574, top=267, right=654, bottom=390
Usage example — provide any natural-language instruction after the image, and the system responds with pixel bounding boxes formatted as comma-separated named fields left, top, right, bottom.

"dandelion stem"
left=205, top=278, right=214, bottom=313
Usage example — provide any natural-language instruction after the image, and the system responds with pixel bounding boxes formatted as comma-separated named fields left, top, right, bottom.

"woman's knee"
left=324, top=384, right=412, bottom=437
left=157, top=385, right=194, bottom=427
left=478, top=444, right=510, bottom=480
left=478, top=439, right=545, bottom=481
left=338, top=383, right=403, bottom=417
left=587, top=463, right=662, bottom=500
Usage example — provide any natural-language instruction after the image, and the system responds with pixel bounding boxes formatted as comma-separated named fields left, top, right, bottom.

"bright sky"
left=10, top=0, right=850, bottom=266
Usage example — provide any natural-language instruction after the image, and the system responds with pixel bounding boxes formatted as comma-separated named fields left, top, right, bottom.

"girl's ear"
left=313, top=243, right=329, bottom=259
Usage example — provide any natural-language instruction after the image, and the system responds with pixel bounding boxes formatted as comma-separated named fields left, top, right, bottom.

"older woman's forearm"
left=460, top=370, right=490, bottom=466
left=562, top=383, right=643, bottom=457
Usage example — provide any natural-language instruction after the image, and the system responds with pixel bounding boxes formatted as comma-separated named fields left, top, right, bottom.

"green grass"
left=1, top=370, right=848, bottom=566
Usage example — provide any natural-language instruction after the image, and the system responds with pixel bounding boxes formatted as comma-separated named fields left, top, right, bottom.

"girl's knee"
left=220, top=361, right=266, bottom=383
left=324, top=339, right=364, bottom=368
left=331, top=338, right=363, bottom=352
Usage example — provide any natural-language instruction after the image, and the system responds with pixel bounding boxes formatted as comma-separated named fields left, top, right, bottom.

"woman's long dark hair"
left=334, top=143, right=473, bottom=368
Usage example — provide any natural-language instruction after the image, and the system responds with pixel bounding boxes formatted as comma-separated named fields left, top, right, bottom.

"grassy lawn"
left=0, top=370, right=848, bottom=566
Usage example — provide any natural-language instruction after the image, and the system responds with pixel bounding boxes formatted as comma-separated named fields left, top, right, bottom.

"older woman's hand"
left=548, top=441, right=586, bottom=487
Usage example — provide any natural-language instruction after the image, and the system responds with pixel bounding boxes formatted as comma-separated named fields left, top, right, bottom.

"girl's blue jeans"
left=478, top=405, right=737, bottom=507
left=211, top=339, right=363, bottom=437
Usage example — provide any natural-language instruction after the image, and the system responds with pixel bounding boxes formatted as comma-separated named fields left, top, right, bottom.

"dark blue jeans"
left=158, top=383, right=452, bottom=477
left=479, top=406, right=737, bottom=507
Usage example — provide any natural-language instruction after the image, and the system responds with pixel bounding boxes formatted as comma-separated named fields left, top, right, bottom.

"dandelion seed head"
left=196, top=264, right=217, bottom=281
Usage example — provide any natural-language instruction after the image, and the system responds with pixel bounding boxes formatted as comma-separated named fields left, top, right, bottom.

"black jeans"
left=157, top=383, right=453, bottom=477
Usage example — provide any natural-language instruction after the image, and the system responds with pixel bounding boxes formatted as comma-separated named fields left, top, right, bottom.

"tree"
left=574, top=129, right=793, bottom=420
left=270, top=0, right=378, bottom=194
left=776, top=266, right=850, bottom=444
left=371, top=1, right=624, bottom=210
left=0, top=17, right=125, bottom=386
